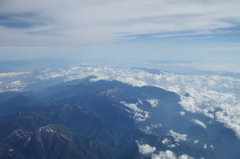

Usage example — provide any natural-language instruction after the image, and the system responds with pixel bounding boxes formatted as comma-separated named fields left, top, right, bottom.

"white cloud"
left=192, top=119, right=207, bottom=129
left=180, top=111, right=185, bottom=116
left=178, top=154, right=194, bottom=159
left=193, top=140, right=198, bottom=144
left=162, top=138, right=171, bottom=145
left=0, top=0, right=240, bottom=45
left=210, top=145, right=214, bottom=149
left=0, top=72, right=30, bottom=78
left=203, top=144, right=207, bottom=149
left=0, top=80, right=28, bottom=92
left=120, top=101, right=149, bottom=122
left=116, top=77, right=146, bottom=87
left=161, top=138, right=176, bottom=148
left=136, top=141, right=156, bottom=155
left=140, top=126, right=152, bottom=134
left=152, top=150, right=177, bottom=159
left=138, top=99, right=143, bottom=104
left=151, top=123, right=162, bottom=128
left=140, top=124, right=162, bottom=134
left=120, top=101, right=142, bottom=112
left=147, top=99, right=159, bottom=107
left=215, top=110, right=240, bottom=138
left=168, top=130, right=187, bottom=142
left=151, top=150, right=194, bottom=159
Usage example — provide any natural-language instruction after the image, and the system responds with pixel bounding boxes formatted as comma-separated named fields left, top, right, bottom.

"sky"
left=0, top=0, right=240, bottom=62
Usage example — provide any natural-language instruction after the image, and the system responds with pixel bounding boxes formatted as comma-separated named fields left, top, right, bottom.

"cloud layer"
left=0, top=0, right=240, bottom=45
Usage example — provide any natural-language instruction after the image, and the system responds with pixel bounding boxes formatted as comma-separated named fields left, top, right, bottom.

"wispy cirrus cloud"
left=0, top=72, right=30, bottom=78
left=0, top=0, right=239, bottom=45
left=192, top=119, right=207, bottom=129
left=0, top=80, right=28, bottom=92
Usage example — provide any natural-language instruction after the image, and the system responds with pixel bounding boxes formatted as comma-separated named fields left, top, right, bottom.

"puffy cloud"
left=140, top=124, right=162, bottom=134
left=152, top=150, right=177, bottom=159
left=161, top=138, right=176, bottom=148
left=180, top=111, right=185, bottom=116
left=178, top=154, right=194, bottom=159
left=140, top=126, right=152, bottom=134
left=151, top=150, right=194, bottom=159
left=168, top=130, right=187, bottom=142
left=151, top=123, right=162, bottom=128
left=203, top=144, right=207, bottom=149
left=120, top=101, right=142, bottom=112
left=192, top=119, right=207, bottom=129
left=146, top=99, right=159, bottom=107
left=120, top=101, right=150, bottom=122
left=215, top=109, right=240, bottom=138
left=162, top=138, right=171, bottom=145
left=136, top=141, right=156, bottom=155
left=193, top=140, right=199, bottom=144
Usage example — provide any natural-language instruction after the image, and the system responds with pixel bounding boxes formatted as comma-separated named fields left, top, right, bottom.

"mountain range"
left=0, top=78, right=239, bottom=159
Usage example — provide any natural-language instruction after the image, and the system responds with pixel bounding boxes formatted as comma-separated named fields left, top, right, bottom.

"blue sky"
left=0, top=0, right=239, bottom=62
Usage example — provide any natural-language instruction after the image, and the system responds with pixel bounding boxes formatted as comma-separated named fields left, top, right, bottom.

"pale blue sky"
left=0, top=0, right=239, bottom=62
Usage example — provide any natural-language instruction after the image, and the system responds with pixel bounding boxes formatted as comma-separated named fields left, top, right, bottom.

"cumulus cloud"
left=120, top=101, right=150, bottom=122
left=161, top=138, right=176, bottom=148
left=146, top=99, right=159, bottom=107
left=192, top=119, right=207, bottom=129
left=152, top=150, right=177, bottom=159
left=168, top=130, right=187, bottom=142
left=151, top=150, right=194, bottom=159
left=140, top=126, right=152, bottom=134
left=136, top=141, right=156, bottom=155
left=178, top=154, right=194, bottom=159
left=203, top=144, right=207, bottom=149
left=210, top=145, right=214, bottom=149
left=162, top=138, right=171, bottom=145
left=215, top=110, right=240, bottom=138
left=140, top=124, right=162, bottom=134
left=180, top=111, right=185, bottom=116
